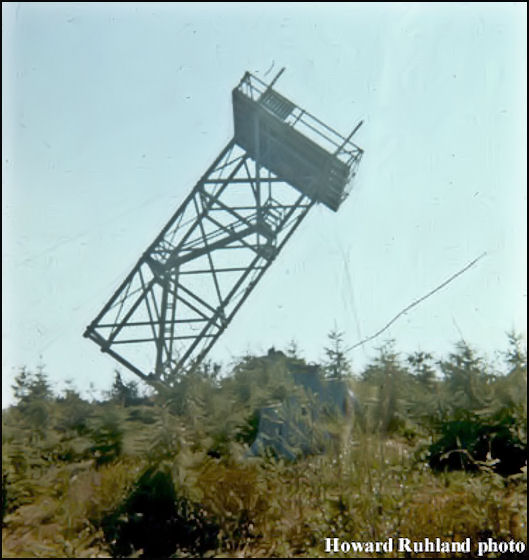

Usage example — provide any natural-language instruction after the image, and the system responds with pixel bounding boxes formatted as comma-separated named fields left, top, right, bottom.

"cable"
left=345, top=252, right=488, bottom=353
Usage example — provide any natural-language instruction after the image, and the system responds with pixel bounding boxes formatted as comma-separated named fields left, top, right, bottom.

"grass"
left=3, top=433, right=525, bottom=558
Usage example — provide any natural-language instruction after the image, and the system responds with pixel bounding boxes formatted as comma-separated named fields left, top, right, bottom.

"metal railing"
left=235, top=71, right=364, bottom=169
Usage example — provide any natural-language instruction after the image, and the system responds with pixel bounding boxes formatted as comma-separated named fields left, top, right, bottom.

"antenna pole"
left=268, top=67, right=286, bottom=89
left=335, top=120, right=364, bottom=155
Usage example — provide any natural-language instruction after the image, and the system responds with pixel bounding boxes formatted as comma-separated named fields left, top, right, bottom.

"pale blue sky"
left=3, top=2, right=527, bottom=406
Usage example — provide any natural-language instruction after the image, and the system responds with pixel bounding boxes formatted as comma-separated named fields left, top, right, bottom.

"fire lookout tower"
left=84, top=69, right=364, bottom=386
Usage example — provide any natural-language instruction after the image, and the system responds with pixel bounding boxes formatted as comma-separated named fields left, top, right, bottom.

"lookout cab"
left=232, top=70, right=363, bottom=212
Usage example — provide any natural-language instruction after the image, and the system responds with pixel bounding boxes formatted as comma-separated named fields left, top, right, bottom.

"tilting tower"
left=84, top=69, right=363, bottom=385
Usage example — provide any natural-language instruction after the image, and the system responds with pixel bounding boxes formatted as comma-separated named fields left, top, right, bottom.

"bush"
left=101, top=466, right=219, bottom=558
left=428, top=408, right=527, bottom=476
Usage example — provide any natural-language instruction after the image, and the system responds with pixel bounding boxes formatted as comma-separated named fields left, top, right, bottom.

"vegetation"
left=2, top=332, right=527, bottom=558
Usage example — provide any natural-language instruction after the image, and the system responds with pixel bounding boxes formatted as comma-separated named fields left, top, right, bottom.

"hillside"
left=2, top=333, right=527, bottom=558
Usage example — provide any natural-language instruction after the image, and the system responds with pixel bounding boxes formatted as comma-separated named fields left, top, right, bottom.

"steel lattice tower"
left=84, top=69, right=363, bottom=386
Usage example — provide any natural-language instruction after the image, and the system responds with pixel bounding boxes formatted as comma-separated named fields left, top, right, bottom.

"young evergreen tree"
left=361, top=340, right=403, bottom=384
left=323, top=329, right=352, bottom=379
left=108, top=371, right=140, bottom=407
left=407, top=351, right=437, bottom=386
left=439, top=340, right=492, bottom=411
left=504, top=330, right=527, bottom=374
left=285, top=339, right=301, bottom=359
left=12, top=365, right=53, bottom=405
left=359, top=340, right=417, bottom=433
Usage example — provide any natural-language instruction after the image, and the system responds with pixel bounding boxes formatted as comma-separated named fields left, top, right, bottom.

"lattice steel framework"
left=84, top=69, right=363, bottom=386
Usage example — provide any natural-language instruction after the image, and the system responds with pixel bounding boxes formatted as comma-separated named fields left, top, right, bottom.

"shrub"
left=101, top=466, right=219, bottom=558
left=428, top=408, right=527, bottom=476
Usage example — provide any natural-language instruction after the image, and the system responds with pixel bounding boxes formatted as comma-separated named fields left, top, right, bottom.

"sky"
left=2, top=2, right=527, bottom=406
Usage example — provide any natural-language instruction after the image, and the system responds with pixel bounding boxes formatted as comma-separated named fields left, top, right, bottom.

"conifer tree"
left=323, top=329, right=352, bottom=379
